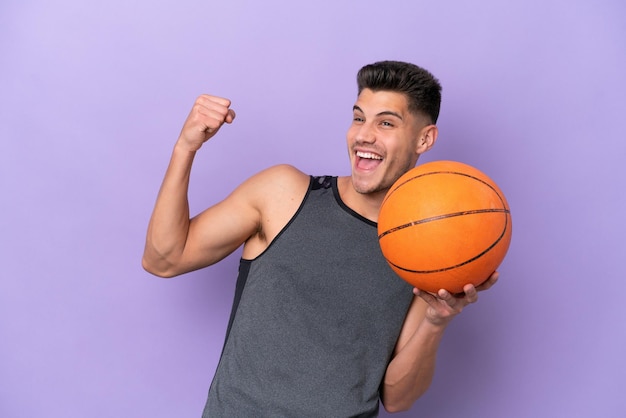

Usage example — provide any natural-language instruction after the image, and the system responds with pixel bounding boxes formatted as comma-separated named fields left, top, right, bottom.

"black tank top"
left=203, top=176, right=414, bottom=417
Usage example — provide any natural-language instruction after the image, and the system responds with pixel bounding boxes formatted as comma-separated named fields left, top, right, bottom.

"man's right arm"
left=142, top=94, right=258, bottom=277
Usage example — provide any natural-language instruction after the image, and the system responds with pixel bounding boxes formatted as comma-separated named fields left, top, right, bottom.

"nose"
left=355, top=121, right=375, bottom=144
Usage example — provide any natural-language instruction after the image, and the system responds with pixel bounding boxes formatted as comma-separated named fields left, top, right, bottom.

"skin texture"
left=142, top=90, right=498, bottom=413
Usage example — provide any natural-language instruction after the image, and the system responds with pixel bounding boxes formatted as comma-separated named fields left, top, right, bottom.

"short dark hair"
left=357, top=61, right=442, bottom=124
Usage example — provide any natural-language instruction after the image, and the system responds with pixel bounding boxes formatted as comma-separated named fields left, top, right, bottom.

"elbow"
left=382, top=400, right=413, bottom=414
left=141, top=240, right=188, bottom=278
left=141, top=255, right=178, bottom=278
left=380, top=380, right=428, bottom=414
left=380, top=388, right=414, bottom=413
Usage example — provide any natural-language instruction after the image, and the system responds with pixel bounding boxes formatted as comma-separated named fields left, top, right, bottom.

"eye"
left=353, top=115, right=364, bottom=123
left=381, top=120, right=394, bottom=127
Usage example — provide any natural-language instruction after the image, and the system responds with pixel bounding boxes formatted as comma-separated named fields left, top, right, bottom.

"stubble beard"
left=352, top=160, right=415, bottom=196
left=351, top=171, right=394, bottom=197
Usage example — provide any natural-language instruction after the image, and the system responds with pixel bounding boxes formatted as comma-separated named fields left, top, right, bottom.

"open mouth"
left=356, top=151, right=383, bottom=170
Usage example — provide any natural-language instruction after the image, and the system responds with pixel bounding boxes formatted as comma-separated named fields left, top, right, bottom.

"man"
left=142, top=61, right=498, bottom=417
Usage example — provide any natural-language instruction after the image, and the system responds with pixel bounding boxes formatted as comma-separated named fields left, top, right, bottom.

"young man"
left=142, top=61, right=498, bottom=417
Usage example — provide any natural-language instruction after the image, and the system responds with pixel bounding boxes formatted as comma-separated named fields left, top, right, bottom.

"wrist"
left=174, top=138, right=200, bottom=155
left=421, top=317, right=450, bottom=334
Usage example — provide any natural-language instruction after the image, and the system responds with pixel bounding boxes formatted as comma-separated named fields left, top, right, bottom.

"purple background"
left=2, top=0, right=625, bottom=417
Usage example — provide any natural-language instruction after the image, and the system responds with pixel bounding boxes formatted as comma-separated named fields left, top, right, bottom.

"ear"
left=416, top=124, right=438, bottom=154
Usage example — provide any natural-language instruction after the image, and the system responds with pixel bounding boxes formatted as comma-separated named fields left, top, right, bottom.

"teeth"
left=356, top=151, right=382, bottom=160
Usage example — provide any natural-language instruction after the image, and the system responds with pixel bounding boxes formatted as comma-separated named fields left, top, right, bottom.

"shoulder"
left=232, top=164, right=311, bottom=220
left=238, top=165, right=311, bottom=258
left=260, top=164, right=310, bottom=181
left=239, top=164, right=310, bottom=196
left=215, top=165, right=309, bottom=219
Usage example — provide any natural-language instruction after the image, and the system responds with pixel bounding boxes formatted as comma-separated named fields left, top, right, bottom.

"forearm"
left=381, top=321, right=447, bottom=412
left=142, top=142, right=196, bottom=276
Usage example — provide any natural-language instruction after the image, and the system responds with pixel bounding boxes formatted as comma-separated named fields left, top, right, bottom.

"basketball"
left=377, top=160, right=512, bottom=294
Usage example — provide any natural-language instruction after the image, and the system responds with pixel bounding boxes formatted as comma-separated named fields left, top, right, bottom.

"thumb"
left=225, top=109, right=236, bottom=124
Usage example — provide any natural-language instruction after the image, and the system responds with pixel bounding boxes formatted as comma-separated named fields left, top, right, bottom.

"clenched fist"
left=177, top=94, right=236, bottom=152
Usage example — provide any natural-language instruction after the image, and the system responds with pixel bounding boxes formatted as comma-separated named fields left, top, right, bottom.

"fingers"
left=436, top=288, right=457, bottom=304
left=475, top=271, right=499, bottom=292
left=413, top=287, right=437, bottom=304
left=439, top=286, right=477, bottom=307
left=178, top=95, right=236, bottom=151
left=414, top=287, right=466, bottom=326
left=413, top=272, right=499, bottom=326
left=459, top=284, right=478, bottom=304
left=414, top=283, right=478, bottom=312
left=195, top=94, right=235, bottom=126
left=225, top=108, right=236, bottom=124
left=413, top=287, right=462, bottom=313
left=196, top=94, right=231, bottom=113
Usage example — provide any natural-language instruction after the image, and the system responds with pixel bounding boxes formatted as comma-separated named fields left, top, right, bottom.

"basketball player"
left=142, top=61, right=498, bottom=417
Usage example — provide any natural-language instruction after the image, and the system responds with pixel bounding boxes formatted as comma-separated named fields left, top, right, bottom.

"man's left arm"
left=380, top=272, right=499, bottom=413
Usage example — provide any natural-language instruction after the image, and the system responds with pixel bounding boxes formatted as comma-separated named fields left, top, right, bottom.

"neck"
left=337, top=176, right=388, bottom=222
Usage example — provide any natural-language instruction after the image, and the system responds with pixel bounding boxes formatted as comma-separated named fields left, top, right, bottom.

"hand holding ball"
left=378, top=161, right=512, bottom=294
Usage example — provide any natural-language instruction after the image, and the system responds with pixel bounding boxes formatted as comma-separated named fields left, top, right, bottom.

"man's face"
left=346, top=88, right=424, bottom=196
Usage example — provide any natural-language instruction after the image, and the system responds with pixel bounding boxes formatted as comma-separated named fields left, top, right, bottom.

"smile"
left=355, top=150, right=383, bottom=171
left=356, top=151, right=383, bottom=160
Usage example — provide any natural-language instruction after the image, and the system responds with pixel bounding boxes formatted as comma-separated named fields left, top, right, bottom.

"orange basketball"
left=378, top=160, right=512, bottom=293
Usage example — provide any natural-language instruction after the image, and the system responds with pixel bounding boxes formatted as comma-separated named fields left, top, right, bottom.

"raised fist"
left=177, top=94, right=236, bottom=151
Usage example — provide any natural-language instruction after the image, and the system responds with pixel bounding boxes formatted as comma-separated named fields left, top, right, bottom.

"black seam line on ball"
left=381, top=170, right=508, bottom=210
left=382, top=211, right=511, bottom=274
left=378, top=208, right=510, bottom=240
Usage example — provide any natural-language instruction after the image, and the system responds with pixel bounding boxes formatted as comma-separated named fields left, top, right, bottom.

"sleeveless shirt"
left=202, top=176, right=414, bottom=417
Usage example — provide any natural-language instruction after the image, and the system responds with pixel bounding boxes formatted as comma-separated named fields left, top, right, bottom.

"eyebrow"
left=353, top=105, right=403, bottom=120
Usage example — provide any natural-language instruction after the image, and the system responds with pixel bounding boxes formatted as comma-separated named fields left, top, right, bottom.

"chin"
left=351, top=175, right=387, bottom=196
